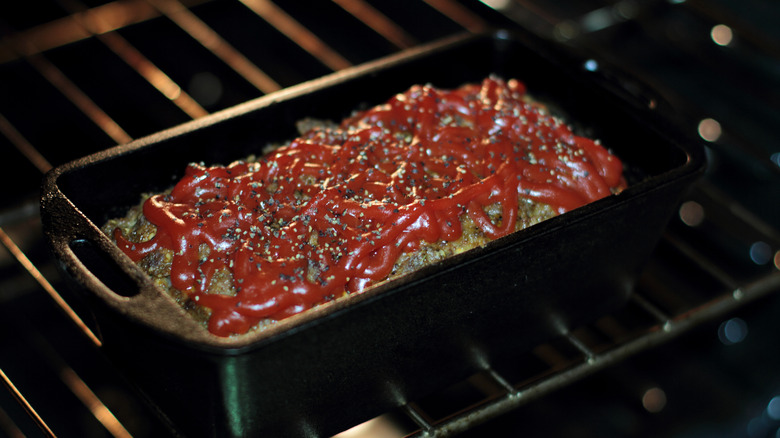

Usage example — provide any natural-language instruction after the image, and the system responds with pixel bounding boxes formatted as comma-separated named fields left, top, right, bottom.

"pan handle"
left=41, top=192, right=147, bottom=302
left=42, top=169, right=212, bottom=343
left=67, top=238, right=142, bottom=298
left=40, top=173, right=152, bottom=332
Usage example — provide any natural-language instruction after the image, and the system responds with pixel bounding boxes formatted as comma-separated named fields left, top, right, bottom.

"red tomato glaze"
left=114, top=77, right=624, bottom=336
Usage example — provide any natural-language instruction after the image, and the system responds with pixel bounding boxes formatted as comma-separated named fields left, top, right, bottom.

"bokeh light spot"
left=642, top=387, right=667, bottom=413
left=711, top=24, right=734, bottom=46
left=718, top=317, right=748, bottom=345
left=698, top=118, right=722, bottom=142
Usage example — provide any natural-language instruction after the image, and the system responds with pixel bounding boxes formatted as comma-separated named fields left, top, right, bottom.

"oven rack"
left=1, top=1, right=778, bottom=437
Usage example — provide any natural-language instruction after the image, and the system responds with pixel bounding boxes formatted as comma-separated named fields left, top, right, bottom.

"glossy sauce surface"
left=114, top=77, right=624, bottom=336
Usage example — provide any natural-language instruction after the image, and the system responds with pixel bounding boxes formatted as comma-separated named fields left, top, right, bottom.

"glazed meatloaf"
left=104, top=76, right=625, bottom=337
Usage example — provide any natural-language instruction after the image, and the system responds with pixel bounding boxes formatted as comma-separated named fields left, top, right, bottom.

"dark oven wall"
left=1, top=1, right=778, bottom=437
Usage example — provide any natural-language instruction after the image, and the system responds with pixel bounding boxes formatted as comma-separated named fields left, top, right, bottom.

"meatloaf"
left=104, top=76, right=625, bottom=337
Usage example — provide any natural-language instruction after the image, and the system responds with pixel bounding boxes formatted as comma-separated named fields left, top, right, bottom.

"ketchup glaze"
left=114, top=77, right=624, bottom=337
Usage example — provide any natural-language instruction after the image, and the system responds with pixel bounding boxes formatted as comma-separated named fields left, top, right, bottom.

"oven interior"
left=1, top=0, right=779, bottom=437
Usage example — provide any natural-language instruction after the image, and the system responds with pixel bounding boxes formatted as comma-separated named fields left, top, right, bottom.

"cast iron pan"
left=42, top=30, right=705, bottom=437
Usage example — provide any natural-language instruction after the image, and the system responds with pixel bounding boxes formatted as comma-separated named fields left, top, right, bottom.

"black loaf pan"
left=41, top=30, right=705, bottom=437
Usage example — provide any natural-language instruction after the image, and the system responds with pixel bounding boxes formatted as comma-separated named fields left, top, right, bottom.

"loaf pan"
left=41, top=30, right=705, bottom=437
